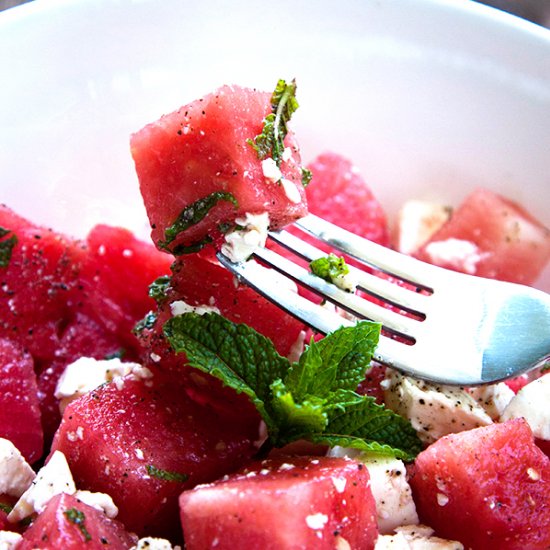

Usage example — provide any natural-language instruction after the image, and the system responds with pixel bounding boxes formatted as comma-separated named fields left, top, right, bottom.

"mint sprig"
left=248, top=79, right=299, bottom=166
left=163, top=312, right=422, bottom=460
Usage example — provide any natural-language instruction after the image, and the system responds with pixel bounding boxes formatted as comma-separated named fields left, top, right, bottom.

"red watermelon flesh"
left=18, top=493, right=138, bottom=550
left=131, top=84, right=307, bottom=255
left=179, top=456, right=379, bottom=550
left=0, top=337, right=43, bottom=464
left=0, top=205, right=85, bottom=362
left=50, top=371, right=260, bottom=540
left=409, top=418, right=550, bottom=549
left=305, top=152, right=390, bottom=247
left=79, top=224, right=172, bottom=354
left=136, top=252, right=305, bottom=424
left=415, top=188, right=550, bottom=285
left=37, top=312, right=131, bottom=447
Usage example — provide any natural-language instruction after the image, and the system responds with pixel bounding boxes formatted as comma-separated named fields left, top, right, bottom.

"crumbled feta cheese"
left=375, top=525, right=464, bottom=549
left=54, top=357, right=147, bottom=412
left=261, top=157, right=282, bottom=183
left=74, top=489, right=119, bottom=518
left=328, top=447, right=418, bottom=534
left=500, top=374, right=550, bottom=439
left=467, top=382, right=515, bottom=420
left=170, top=300, right=220, bottom=317
left=305, top=512, right=328, bottom=530
left=0, top=438, right=35, bottom=498
left=332, top=271, right=357, bottom=293
left=423, top=238, right=488, bottom=275
left=221, top=212, right=270, bottom=263
left=0, top=531, right=23, bottom=550
left=280, top=178, right=302, bottom=204
left=382, top=370, right=492, bottom=445
left=395, top=201, right=451, bottom=255
left=8, top=450, right=76, bottom=522
left=131, top=537, right=181, bottom=550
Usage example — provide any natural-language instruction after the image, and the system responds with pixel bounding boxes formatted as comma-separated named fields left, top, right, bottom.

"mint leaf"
left=163, top=312, right=289, bottom=432
left=310, top=253, right=349, bottom=283
left=248, top=79, right=299, bottom=166
left=146, top=464, right=188, bottom=483
left=321, top=389, right=423, bottom=460
left=133, top=311, right=158, bottom=335
left=149, top=275, right=171, bottom=304
left=270, top=379, right=327, bottom=445
left=301, top=167, right=313, bottom=187
left=0, top=226, right=17, bottom=268
left=286, top=322, right=380, bottom=399
left=64, top=508, right=92, bottom=542
left=163, top=312, right=421, bottom=460
left=158, top=191, right=238, bottom=253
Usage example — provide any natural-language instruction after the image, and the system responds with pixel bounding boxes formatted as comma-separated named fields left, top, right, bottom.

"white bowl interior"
left=0, top=0, right=549, bottom=289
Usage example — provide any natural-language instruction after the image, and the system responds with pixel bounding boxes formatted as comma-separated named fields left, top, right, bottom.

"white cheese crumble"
left=74, top=489, right=119, bottom=518
left=328, top=447, right=419, bottom=534
left=375, top=525, right=464, bottom=549
left=280, top=178, right=302, bottom=204
left=131, top=537, right=182, bottom=550
left=8, top=450, right=119, bottom=523
left=8, top=450, right=76, bottom=522
left=423, top=238, right=488, bottom=275
left=332, top=271, right=357, bottom=293
left=54, top=357, right=152, bottom=412
left=0, top=438, right=36, bottom=498
left=395, top=200, right=452, bottom=255
left=500, top=374, right=550, bottom=440
left=261, top=157, right=282, bottom=183
left=382, top=370, right=492, bottom=445
left=467, top=382, right=515, bottom=421
left=305, top=512, right=329, bottom=530
left=0, top=531, right=22, bottom=550
left=170, top=300, right=220, bottom=317
left=221, top=212, right=270, bottom=263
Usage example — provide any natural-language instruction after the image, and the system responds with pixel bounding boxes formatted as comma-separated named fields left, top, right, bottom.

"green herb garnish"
left=248, top=79, right=299, bottom=166
left=64, top=508, right=92, bottom=542
left=133, top=311, right=158, bottom=335
left=146, top=464, right=189, bottom=483
left=310, top=253, right=350, bottom=284
left=149, top=275, right=172, bottom=304
left=163, top=313, right=422, bottom=460
left=158, top=191, right=238, bottom=254
left=0, top=502, right=12, bottom=514
left=301, top=167, right=313, bottom=187
left=0, top=226, right=17, bottom=268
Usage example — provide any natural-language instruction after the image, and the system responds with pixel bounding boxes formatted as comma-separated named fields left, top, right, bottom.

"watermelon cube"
left=305, top=152, right=390, bottom=247
left=18, top=493, right=137, bottom=549
left=0, top=338, right=43, bottom=464
left=79, top=224, right=172, bottom=353
left=50, top=371, right=260, bottom=539
left=179, top=456, right=379, bottom=550
left=415, top=188, right=550, bottom=285
left=130, top=85, right=307, bottom=255
left=409, top=418, right=550, bottom=549
left=0, top=205, right=85, bottom=362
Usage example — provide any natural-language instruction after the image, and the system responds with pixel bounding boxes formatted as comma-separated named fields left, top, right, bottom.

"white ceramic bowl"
left=0, top=0, right=549, bottom=290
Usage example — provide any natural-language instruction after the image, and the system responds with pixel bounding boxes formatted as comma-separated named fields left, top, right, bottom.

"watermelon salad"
left=0, top=79, right=549, bottom=550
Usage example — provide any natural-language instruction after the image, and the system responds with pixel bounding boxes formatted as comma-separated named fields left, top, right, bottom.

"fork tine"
left=218, top=245, right=420, bottom=340
left=216, top=250, right=412, bottom=371
left=269, top=228, right=430, bottom=316
left=295, top=214, right=442, bottom=290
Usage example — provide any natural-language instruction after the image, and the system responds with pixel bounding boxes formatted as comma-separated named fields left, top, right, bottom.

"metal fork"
left=217, top=214, right=550, bottom=386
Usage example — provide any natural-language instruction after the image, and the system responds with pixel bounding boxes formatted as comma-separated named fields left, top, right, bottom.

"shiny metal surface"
left=218, top=214, right=550, bottom=385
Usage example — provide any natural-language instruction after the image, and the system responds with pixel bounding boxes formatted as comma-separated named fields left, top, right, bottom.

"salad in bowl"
left=0, top=1, right=549, bottom=549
